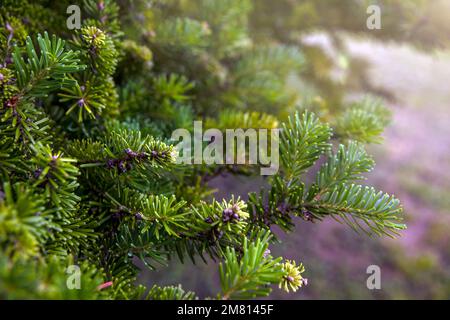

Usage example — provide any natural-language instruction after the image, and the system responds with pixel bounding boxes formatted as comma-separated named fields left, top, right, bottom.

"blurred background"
left=139, top=0, right=450, bottom=299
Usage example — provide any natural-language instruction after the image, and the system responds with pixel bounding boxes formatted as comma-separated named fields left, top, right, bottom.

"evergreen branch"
left=109, top=188, right=189, bottom=238
left=146, top=284, right=197, bottom=300
left=247, top=175, right=302, bottom=233
left=206, top=110, right=278, bottom=130
left=67, top=129, right=176, bottom=177
left=45, top=208, right=101, bottom=256
left=154, top=18, right=211, bottom=49
left=114, top=223, right=170, bottom=269
left=30, top=143, right=80, bottom=216
left=72, top=26, right=118, bottom=76
left=218, top=231, right=284, bottom=299
left=0, top=182, right=51, bottom=259
left=0, top=255, right=107, bottom=299
left=152, top=73, right=194, bottom=105
left=314, top=141, right=375, bottom=194
left=234, top=45, right=304, bottom=80
left=0, top=101, right=52, bottom=148
left=304, top=183, right=405, bottom=237
left=12, top=32, right=84, bottom=100
left=280, top=111, right=332, bottom=180
left=195, top=0, right=252, bottom=57
left=335, top=98, right=391, bottom=144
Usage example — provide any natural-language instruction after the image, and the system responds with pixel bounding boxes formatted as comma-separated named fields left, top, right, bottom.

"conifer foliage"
left=0, top=0, right=408, bottom=299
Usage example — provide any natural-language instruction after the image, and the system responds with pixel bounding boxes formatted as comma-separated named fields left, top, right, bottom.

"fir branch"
left=0, top=182, right=51, bottom=259
left=146, top=284, right=197, bottom=300
left=304, top=184, right=405, bottom=237
left=314, top=141, right=375, bottom=194
left=280, top=111, right=332, bottom=180
left=154, top=17, right=211, bottom=49
left=335, top=98, right=391, bottom=144
left=11, top=32, right=84, bottom=101
left=218, top=231, right=284, bottom=299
